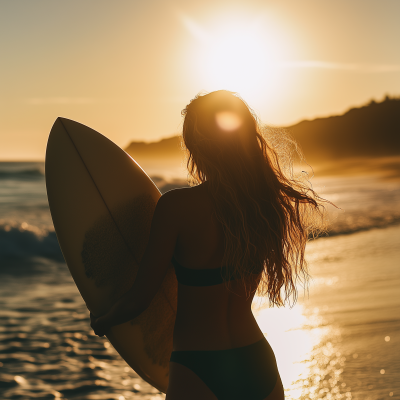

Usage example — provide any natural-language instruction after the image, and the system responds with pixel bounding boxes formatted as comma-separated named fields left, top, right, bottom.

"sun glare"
left=204, top=28, right=268, bottom=91
left=215, top=111, right=242, bottom=131
left=253, top=300, right=344, bottom=399
left=181, top=14, right=290, bottom=104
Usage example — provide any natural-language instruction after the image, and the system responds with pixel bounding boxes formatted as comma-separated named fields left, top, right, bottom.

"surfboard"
left=45, top=117, right=177, bottom=393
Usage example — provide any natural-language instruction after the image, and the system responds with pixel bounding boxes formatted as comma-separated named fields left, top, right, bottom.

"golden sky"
left=1, top=0, right=399, bottom=160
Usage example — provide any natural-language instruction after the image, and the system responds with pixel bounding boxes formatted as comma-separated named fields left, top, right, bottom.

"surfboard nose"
left=45, top=118, right=175, bottom=392
left=51, top=117, right=70, bottom=131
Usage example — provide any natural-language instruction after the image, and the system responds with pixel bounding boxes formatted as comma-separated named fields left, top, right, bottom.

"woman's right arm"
left=90, top=189, right=181, bottom=336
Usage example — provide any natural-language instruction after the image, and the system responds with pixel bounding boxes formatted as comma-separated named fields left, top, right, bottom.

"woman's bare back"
left=170, top=183, right=264, bottom=351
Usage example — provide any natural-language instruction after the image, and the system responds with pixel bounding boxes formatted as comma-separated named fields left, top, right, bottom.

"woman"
left=91, top=90, right=325, bottom=399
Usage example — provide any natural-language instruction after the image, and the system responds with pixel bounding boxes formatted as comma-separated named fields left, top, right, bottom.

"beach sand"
left=0, top=162, right=399, bottom=399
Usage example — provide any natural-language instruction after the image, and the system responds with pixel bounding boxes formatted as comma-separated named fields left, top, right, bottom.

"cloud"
left=26, top=97, right=98, bottom=105
left=179, top=14, right=209, bottom=43
left=279, top=60, right=400, bottom=73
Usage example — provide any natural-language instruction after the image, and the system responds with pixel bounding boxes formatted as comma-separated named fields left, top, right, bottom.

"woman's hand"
left=90, top=312, right=110, bottom=337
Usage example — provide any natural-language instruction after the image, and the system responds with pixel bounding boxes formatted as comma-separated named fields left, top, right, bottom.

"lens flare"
left=215, top=111, right=242, bottom=131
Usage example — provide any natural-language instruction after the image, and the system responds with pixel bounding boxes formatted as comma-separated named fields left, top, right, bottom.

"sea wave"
left=0, top=223, right=64, bottom=266
left=326, top=214, right=400, bottom=237
left=1, top=214, right=399, bottom=270
left=0, top=175, right=398, bottom=266
left=0, top=168, right=44, bottom=181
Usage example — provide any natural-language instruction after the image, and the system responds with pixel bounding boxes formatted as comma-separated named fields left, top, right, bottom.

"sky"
left=1, top=0, right=399, bottom=160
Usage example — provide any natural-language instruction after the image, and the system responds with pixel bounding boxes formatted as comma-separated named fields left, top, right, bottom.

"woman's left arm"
left=91, top=190, right=180, bottom=336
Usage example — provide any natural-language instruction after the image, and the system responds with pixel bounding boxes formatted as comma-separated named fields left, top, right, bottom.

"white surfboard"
left=45, top=118, right=177, bottom=393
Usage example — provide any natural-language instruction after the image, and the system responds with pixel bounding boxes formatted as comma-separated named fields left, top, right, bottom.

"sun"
left=204, top=27, right=268, bottom=91
left=182, top=14, right=288, bottom=104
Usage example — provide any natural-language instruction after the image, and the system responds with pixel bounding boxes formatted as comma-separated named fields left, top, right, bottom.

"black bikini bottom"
left=170, top=337, right=279, bottom=400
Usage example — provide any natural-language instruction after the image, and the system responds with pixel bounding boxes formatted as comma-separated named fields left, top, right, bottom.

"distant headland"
left=125, top=96, right=400, bottom=178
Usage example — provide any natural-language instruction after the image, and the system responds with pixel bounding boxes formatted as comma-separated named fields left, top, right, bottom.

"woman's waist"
left=175, top=303, right=256, bottom=327
left=172, top=331, right=267, bottom=352
left=172, top=317, right=264, bottom=352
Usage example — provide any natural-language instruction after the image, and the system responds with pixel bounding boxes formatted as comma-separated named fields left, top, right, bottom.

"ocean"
left=0, top=162, right=399, bottom=400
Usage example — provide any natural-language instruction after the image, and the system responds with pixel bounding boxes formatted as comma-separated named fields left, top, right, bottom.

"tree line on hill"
left=125, top=96, right=400, bottom=165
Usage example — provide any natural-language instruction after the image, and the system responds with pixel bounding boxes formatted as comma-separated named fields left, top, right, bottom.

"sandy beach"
left=0, top=162, right=399, bottom=399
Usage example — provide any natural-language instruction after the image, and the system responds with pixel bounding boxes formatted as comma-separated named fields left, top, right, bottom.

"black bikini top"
left=171, top=256, right=236, bottom=287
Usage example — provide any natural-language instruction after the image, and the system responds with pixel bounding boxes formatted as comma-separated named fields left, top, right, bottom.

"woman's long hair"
left=181, top=90, right=327, bottom=306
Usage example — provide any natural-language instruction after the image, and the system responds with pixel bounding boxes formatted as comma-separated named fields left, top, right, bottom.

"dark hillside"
left=124, top=97, right=400, bottom=172
left=287, top=97, right=400, bottom=162
left=125, top=136, right=182, bottom=159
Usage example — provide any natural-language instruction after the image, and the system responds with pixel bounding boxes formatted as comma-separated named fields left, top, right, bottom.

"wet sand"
left=0, top=163, right=399, bottom=399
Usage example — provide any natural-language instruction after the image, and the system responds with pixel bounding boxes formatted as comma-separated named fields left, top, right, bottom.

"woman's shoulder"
left=161, top=183, right=207, bottom=201
left=159, top=186, right=190, bottom=203
left=157, top=184, right=209, bottom=215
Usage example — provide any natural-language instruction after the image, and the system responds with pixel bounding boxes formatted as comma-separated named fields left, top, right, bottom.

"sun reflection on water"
left=253, top=300, right=349, bottom=399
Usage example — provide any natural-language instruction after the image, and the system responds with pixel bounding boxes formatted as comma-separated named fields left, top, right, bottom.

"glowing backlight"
left=181, top=14, right=291, bottom=104
left=253, top=298, right=344, bottom=399
left=215, top=111, right=242, bottom=131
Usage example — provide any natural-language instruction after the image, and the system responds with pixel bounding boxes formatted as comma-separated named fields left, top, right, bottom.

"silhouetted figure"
left=91, top=91, right=325, bottom=399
